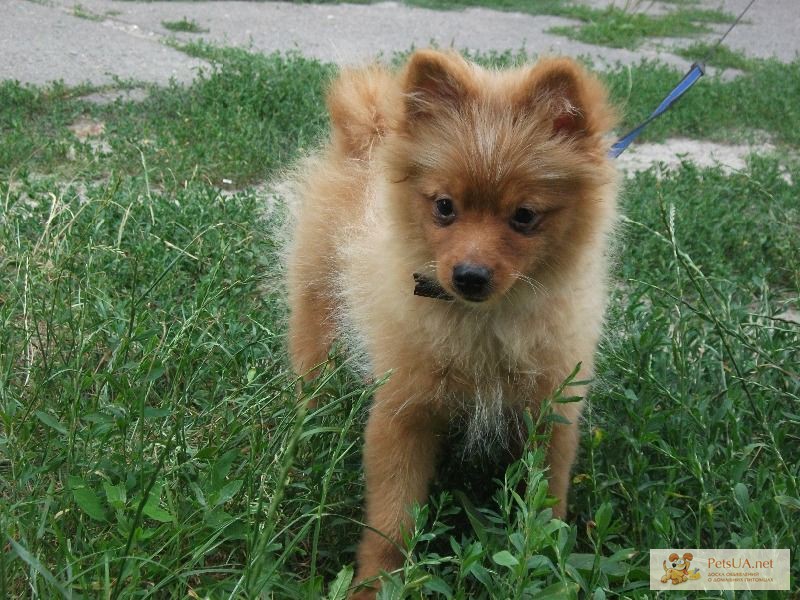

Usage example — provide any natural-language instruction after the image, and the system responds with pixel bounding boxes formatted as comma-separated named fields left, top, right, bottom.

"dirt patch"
left=615, top=137, right=782, bottom=176
left=68, top=117, right=106, bottom=140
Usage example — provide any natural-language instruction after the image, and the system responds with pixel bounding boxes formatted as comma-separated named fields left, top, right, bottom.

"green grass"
left=402, top=0, right=565, bottom=12
left=4, top=48, right=798, bottom=184
left=0, top=48, right=333, bottom=187
left=676, top=41, right=758, bottom=72
left=71, top=3, right=105, bottom=22
left=161, top=17, right=209, bottom=33
left=548, top=6, right=733, bottom=50
left=602, top=58, right=800, bottom=146
left=1, top=48, right=798, bottom=598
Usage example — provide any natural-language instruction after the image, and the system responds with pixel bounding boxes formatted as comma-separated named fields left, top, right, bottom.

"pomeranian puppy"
left=285, top=49, right=618, bottom=598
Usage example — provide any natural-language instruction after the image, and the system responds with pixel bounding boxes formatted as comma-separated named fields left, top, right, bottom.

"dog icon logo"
left=661, top=552, right=702, bottom=585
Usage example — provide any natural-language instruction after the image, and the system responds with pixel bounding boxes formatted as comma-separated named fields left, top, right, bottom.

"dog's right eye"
left=510, top=206, right=541, bottom=234
left=434, top=196, right=456, bottom=224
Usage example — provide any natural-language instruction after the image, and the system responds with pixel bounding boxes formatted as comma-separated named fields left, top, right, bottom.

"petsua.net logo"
left=650, top=549, right=790, bottom=590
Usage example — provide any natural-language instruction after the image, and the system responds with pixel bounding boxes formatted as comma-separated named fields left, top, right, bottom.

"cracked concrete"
left=2, top=0, right=207, bottom=86
left=3, top=0, right=797, bottom=88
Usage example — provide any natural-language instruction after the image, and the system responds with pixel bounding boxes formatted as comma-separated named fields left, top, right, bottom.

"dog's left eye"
left=436, top=197, right=453, bottom=215
left=510, top=207, right=539, bottom=233
left=433, top=196, right=456, bottom=224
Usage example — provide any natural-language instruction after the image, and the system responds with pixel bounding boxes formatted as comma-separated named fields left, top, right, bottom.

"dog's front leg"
left=352, top=393, right=442, bottom=599
left=546, top=415, right=580, bottom=519
left=536, top=370, right=587, bottom=520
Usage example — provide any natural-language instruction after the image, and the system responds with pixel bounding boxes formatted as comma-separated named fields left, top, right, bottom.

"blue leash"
left=608, top=62, right=705, bottom=158
left=608, top=0, right=757, bottom=158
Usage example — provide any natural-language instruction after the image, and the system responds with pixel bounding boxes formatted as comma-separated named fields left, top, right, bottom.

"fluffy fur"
left=284, top=50, right=619, bottom=598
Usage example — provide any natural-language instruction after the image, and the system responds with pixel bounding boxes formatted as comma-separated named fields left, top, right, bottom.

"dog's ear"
left=402, top=50, right=475, bottom=120
left=683, top=553, right=694, bottom=561
left=520, top=57, right=617, bottom=139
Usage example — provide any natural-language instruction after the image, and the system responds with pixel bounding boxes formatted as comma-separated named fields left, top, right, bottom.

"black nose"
left=452, top=263, right=492, bottom=300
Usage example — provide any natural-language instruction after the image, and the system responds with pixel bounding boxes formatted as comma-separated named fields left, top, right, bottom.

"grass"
left=547, top=6, right=733, bottom=50
left=71, top=3, right=104, bottom=22
left=402, top=0, right=566, bottom=12
left=1, top=47, right=798, bottom=598
left=0, top=48, right=333, bottom=187
left=602, top=58, right=800, bottom=146
left=676, top=41, right=758, bottom=72
left=161, top=17, right=209, bottom=34
left=4, top=46, right=799, bottom=184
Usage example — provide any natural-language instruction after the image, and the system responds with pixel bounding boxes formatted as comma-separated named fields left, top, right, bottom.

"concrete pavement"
left=2, top=0, right=797, bottom=87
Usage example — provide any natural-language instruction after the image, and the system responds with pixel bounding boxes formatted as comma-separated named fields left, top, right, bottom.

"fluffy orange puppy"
left=285, top=49, right=618, bottom=598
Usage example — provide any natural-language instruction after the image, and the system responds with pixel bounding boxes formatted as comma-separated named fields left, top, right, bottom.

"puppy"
left=285, top=49, right=618, bottom=598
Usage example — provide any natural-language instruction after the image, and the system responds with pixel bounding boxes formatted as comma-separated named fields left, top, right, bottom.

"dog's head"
left=667, top=552, right=693, bottom=571
left=385, top=50, right=618, bottom=305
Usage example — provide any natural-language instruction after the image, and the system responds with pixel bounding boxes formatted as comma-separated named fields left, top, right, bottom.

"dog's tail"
left=326, top=65, right=398, bottom=160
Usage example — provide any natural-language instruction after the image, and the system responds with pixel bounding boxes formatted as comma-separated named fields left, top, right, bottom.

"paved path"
left=2, top=0, right=797, bottom=87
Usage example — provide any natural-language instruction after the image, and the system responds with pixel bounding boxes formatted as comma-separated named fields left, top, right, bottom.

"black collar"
left=413, top=273, right=454, bottom=301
